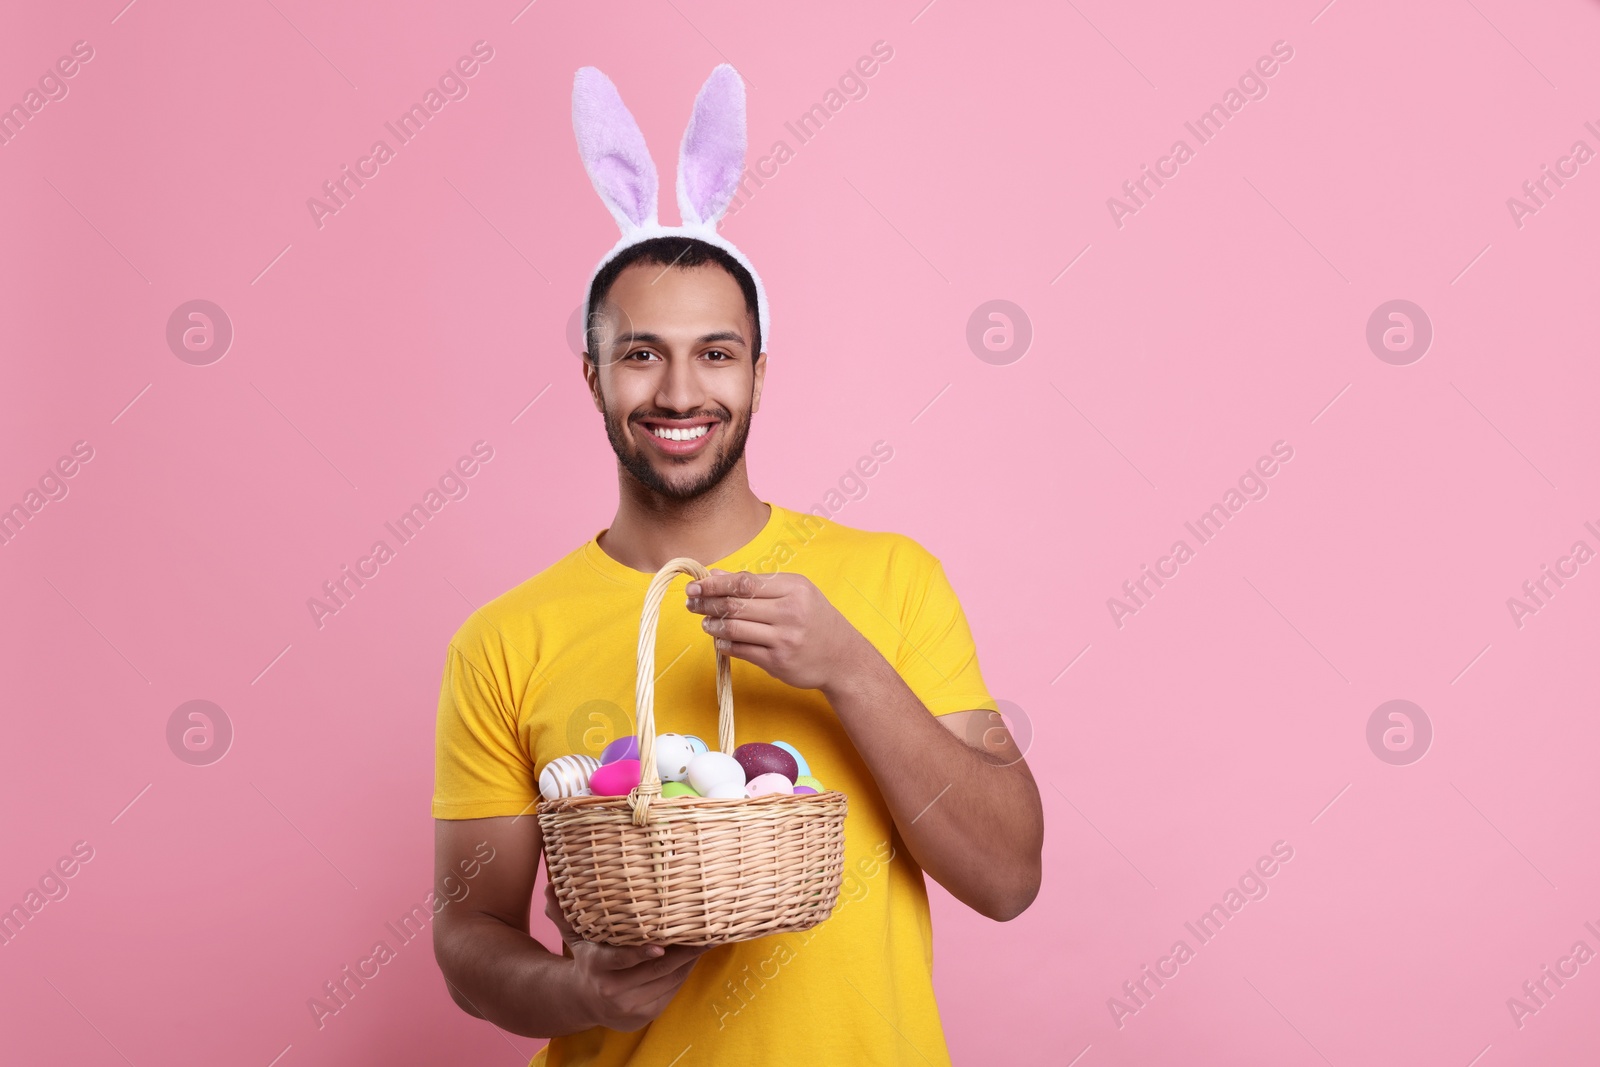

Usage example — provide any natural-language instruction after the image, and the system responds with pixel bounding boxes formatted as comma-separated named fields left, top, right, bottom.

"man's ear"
left=583, top=354, right=605, bottom=413
left=750, top=349, right=768, bottom=414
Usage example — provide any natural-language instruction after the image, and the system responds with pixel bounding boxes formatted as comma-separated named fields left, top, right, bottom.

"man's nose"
left=655, top=353, right=706, bottom=413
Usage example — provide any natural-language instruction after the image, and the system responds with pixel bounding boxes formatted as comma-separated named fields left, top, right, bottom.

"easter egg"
left=688, top=751, right=745, bottom=793
left=661, top=781, right=700, bottom=798
left=771, top=740, right=811, bottom=778
left=703, top=780, right=747, bottom=799
left=795, top=775, right=824, bottom=792
left=685, top=734, right=709, bottom=755
left=589, top=758, right=641, bottom=796
left=655, top=733, right=696, bottom=783
left=733, top=742, right=799, bottom=784
left=745, top=772, right=795, bottom=798
left=539, top=754, right=600, bottom=800
left=599, top=735, right=638, bottom=765
left=793, top=786, right=818, bottom=795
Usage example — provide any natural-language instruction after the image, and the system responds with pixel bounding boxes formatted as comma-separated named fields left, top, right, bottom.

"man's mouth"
left=638, top=417, right=720, bottom=456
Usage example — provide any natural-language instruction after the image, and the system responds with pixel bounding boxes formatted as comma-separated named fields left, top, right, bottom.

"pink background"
left=3, top=0, right=1598, bottom=1064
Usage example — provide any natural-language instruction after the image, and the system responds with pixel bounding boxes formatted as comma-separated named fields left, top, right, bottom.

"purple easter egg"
left=793, top=785, right=818, bottom=795
left=733, top=742, right=799, bottom=784
left=590, top=758, right=641, bottom=796
left=599, top=735, right=638, bottom=765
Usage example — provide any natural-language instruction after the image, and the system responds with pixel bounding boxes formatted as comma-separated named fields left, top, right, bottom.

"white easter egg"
left=704, top=780, right=747, bottom=799
left=687, top=751, right=745, bottom=794
left=656, top=733, right=696, bottom=783
left=539, top=754, right=599, bottom=800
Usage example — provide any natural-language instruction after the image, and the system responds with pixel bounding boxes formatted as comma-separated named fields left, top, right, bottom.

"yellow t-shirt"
left=432, top=501, right=999, bottom=1066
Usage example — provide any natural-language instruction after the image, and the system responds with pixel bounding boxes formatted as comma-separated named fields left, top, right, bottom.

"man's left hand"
left=684, top=570, right=869, bottom=692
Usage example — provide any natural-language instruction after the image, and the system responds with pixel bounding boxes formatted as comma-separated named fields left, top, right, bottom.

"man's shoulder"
left=443, top=542, right=595, bottom=657
left=764, top=503, right=941, bottom=577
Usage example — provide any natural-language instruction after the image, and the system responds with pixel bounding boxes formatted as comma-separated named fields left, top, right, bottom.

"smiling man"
left=430, top=64, right=1041, bottom=1067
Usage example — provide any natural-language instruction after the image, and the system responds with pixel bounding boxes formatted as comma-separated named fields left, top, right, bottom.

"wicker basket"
left=537, top=556, right=848, bottom=946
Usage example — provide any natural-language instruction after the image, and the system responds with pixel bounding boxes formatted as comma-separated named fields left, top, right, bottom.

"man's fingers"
left=685, top=570, right=787, bottom=600
left=584, top=943, right=670, bottom=970
left=699, top=617, right=779, bottom=648
left=583, top=939, right=716, bottom=973
left=629, top=961, right=706, bottom=1004
left=543, top=882, right=582, bottom=943
left=687, top=594, right=781, bottom=623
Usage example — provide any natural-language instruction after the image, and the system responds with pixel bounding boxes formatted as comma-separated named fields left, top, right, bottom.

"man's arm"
left=820, top=651, right=1043, bottom=922
left=686, top=570, right=1044, bottom=922
left=432, top=815, right=714, bottom=1037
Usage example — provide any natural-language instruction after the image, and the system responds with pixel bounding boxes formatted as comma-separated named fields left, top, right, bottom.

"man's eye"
left=704, top=350, right=732, bottom=361
left=626, top=350, right=659, bottom=361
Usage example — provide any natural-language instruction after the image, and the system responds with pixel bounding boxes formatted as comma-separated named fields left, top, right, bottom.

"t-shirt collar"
left=582, top=500, right=784, bottom=585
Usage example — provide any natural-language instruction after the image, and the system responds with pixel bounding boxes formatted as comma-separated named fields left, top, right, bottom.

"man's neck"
left=597, top=470, right=771, bottom=575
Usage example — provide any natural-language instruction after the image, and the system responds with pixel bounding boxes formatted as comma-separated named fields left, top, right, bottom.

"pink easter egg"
left=599, top=735, right=638, bottom=765
left=793, top=785, right=818, bottom=795
left=744, top=771, right=795, bottom=798
left=589, top=758, right=641, bottom=796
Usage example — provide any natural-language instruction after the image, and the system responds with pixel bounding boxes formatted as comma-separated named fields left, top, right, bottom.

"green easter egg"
left=661, top=781, right=701, bottom=798
left=795, top=775, right=824, bottom=792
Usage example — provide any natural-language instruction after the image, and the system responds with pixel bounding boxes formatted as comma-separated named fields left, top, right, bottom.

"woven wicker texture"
left=538, top=557, right=848, bottom=946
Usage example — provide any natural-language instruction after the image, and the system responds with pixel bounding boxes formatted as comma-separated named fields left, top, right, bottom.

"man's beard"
left=603, top=401, right=753, bottom=501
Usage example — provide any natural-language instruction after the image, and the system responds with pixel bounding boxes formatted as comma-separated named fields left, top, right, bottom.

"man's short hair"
left=585, top=236, right=762, bottom=364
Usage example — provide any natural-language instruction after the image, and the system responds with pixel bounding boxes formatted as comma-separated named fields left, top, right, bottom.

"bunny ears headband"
left=572, top=63, right=770, bottom=353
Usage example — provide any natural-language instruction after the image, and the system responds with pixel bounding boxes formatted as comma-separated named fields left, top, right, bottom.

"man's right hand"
left=546, top=881, right=716, bottom=1032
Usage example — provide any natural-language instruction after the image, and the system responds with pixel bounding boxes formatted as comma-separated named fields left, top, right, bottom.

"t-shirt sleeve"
left=432, top=640, right=540, bottom=820
left=894, top=546, right=1000, bottom=717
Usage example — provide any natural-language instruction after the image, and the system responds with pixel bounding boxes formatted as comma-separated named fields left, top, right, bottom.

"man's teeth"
left=650, top=424, right=710, bottom=442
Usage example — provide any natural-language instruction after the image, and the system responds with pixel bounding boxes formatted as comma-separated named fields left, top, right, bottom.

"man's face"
left=584, top=262, right=765, bottom=501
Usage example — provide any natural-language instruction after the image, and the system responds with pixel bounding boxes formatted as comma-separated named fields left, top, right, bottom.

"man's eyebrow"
left=609, top=330, right=747, bottom=348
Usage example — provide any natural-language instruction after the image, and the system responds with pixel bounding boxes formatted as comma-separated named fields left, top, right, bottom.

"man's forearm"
left=820, top=639, right=1044, bottom=921
left=435, top=915, right=597, bottom=1039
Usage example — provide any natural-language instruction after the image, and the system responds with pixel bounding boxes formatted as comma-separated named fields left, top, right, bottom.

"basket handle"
left=629, top=557, right=736, bottom=826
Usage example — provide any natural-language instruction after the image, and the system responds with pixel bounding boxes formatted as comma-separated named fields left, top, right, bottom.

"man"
left=431, top=64, right=1042, bottom=1066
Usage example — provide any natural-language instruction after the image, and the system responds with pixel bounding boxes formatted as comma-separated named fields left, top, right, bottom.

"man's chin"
left=621, top=452, right=727, bottom=499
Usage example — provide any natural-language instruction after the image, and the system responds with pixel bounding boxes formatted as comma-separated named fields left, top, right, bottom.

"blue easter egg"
left=772, top=740, right=810, bottom=778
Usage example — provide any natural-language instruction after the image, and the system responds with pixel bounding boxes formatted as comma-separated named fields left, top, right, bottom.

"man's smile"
left=637, top=416, right=721, bottom=457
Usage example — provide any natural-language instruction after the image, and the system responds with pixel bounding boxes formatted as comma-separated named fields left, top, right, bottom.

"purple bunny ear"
left=676, top=64, right=747, bottom=228
left=572, top=66, right=658, bottom=232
